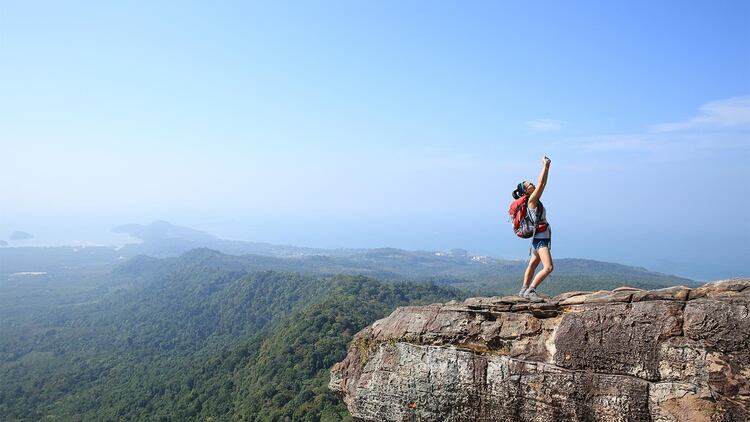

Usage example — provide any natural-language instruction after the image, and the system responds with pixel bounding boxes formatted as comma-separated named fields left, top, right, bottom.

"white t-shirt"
left=527, top=204, right=551, bottom=239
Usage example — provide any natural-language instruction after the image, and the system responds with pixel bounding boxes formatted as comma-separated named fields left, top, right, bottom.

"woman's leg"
left=530, top=246, right=553, bottom=289
left=523, top=252, right=541, bottom=290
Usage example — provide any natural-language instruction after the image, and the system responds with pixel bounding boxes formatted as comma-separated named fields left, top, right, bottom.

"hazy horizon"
left=0, top=217, right=744, bottom=282
left=2, top=1, right=749, bottom=282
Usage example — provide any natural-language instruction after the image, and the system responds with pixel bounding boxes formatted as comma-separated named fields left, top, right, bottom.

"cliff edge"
left=330, top=279, right=750, bottom=421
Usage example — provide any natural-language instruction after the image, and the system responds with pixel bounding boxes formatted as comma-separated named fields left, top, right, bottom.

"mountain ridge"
left=113, top=247, right=697, bottom=296
left=2, top=221, right=698, bottom=297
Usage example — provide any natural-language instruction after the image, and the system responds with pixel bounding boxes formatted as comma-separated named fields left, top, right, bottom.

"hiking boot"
left=524, top=288, right=544, bottom=303
left=518, top=287, right=527, bottom=297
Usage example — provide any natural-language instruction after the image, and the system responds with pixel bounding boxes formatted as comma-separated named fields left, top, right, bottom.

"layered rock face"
left=330, top=279, right=750, bottom=421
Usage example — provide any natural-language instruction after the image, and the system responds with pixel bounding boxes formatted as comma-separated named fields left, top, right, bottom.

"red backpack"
left=508, top=196, right=548, bottom=238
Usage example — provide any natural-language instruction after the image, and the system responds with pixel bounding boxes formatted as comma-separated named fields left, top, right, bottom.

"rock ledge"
left=330, top=279, right=750, bottom=421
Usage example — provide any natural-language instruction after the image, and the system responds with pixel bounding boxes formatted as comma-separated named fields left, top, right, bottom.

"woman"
left=515, top=156, right=553, bottom=302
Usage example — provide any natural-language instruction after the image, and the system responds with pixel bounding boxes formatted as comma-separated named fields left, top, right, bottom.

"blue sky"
left=1, top=1, right=748, bottom=280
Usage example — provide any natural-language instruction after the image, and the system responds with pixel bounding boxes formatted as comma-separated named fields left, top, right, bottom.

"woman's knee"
left=543, top=263, right=554, bottom=273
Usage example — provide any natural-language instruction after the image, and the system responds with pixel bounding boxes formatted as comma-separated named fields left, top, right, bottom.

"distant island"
left=112, top=220, right=217, bottom=243
left=9, top=230, right=34, bottom=241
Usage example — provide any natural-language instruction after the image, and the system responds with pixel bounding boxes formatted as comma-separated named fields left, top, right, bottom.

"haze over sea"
left=2, top=1, right=748, bottom=281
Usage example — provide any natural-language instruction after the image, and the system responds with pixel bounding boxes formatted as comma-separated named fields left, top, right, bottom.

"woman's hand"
left=543, top=156, right=551, bottom=167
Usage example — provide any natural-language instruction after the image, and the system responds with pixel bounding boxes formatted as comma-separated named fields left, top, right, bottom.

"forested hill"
left=0, top=254, right=464, bottom=421
left=1, top=247, right=698, bottom=420
left=116, top=247, right=697, bottom=296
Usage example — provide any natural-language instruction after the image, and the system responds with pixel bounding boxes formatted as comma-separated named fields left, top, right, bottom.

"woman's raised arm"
left=528, top=156, right=551, bottom=208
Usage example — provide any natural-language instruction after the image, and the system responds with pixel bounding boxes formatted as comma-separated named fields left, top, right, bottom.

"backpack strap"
left=528, top=199, right=537, bottom=256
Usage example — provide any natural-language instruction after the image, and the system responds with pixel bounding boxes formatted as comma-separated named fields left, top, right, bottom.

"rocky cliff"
left=330, top=279, right=750, bottom=421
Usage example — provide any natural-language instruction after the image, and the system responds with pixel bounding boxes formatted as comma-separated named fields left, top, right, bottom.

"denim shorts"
left=532, top=238, right=551, bottom=251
